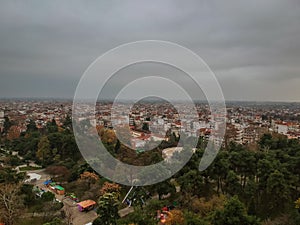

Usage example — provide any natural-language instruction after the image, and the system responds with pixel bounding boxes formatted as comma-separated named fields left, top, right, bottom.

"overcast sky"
left=0, top=0, right=300, bottom=101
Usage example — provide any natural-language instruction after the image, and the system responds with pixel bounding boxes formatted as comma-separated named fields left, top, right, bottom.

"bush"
left=93, top=217, right=102, bottom=225
left=41, top=191, right=55, bottom=202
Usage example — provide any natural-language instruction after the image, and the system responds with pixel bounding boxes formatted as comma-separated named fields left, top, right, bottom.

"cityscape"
left=1, top=1, right=300, bottom=225
left=1, top=99, right=300, bottom=224
left=2, top=100, right=300, bottom=149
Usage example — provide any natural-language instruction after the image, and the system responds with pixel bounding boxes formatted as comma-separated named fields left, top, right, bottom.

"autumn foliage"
left=80, top=171, right=99, bottom=182
left=7, top=125, right=21, bottom=140
left=100, top=182, right=121, bottom=197
left=96, top=126, right=117, bottom=144
left=165, top=209, right=184, bottom=225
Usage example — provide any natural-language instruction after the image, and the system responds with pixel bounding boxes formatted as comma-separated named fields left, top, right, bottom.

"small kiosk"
left=77, top=200, right=96, bottom=212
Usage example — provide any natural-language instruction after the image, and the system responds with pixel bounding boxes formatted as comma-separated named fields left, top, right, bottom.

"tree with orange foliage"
left=96, top=126, right=117, bottom=145
left=164, top=209, right=184, bottom=225
left=80, top=171, right=99, bottom=183
left=100, top=182, right=121, bottom=198
left=78, top=171, right=100, bottom=190
left=103, top=129, right=117, bottom=144
left=96, top=125, right=105, bottom=136
left=190, top=195, right=226, bottom=216
left=6, top=125, right=20, bottom=140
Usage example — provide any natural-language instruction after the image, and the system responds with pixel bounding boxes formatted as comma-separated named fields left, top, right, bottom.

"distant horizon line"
left=0, top=97, right=300, bottom=104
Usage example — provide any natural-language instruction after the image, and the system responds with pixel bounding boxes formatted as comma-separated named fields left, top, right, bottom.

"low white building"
left=162, top=147, right=183, bottom=161
left=25, top=173, right=41, bottom=183
left=277, top=123, right=288, bottom=135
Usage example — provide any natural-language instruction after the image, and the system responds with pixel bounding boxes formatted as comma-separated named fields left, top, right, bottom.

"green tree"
left=26, top=119, right=37, bottom=133
left=209, top=151, right=229, bottom=194
left=20, top=184, right=35, bottom=206
left=114, top=139, right=121, bottom=154
left=2, top=116, right=12, bottom=135
left=257, top=156, right=278, bottom=189
left=212, top=196, right=260, bottom=225
left=92, top=217, right=102, bottom=225
left=46, top=119, right=58, bottom=133
left=118, top=208, right=156, bottom=225
left=151, top=180, right=176, bottom=200
left=61, top=133, right=81, bottom=161
left=142, top=122, right=149, bottom=131
left=224, top=170, right=242, bottom=196
left=95, top=193, right=119, bottom=225
left=36, top=136, right=52, bottom=165
left=259, top=133, right=273, bottom=150
left=178, top=170, right=204, bottom=197
left=265, top=170, right=290, bottom=216
left=41, top=191, right=55, bottom=202
left=63, top=114, right=72, bottom=130
left=0, top=168, right=26, bottom=183
left=228, top=145, right=256, bottom=189
left=184, top=211, right=209, bottom=225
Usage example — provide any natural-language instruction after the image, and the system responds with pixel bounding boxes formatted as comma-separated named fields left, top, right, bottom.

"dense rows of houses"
left=1, top=100, right=300, bottom=148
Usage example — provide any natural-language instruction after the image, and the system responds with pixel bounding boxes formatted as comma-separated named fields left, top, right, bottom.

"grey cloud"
left=0, top=0, right=300, bottom=100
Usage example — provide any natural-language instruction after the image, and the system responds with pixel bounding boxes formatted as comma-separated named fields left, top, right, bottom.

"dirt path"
left=26, top=169, right=98, bottom=225
left=63, top=201, right=97, bottom=225
left=27, top=169, right=137, bottom=224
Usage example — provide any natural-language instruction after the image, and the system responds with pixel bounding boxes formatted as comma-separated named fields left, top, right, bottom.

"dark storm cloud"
left=0, top=0, right=299, bottom=101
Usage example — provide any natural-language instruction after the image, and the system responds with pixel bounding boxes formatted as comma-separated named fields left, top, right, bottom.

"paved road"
left=118, top=207, right=135, bottom=217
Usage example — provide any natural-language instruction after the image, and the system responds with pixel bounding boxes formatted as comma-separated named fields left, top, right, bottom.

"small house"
left=77, top=200, right=96, bottom=212
left=54, top=185, right=65, bottom=195
left=43, top=180, right=52, bottom=186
